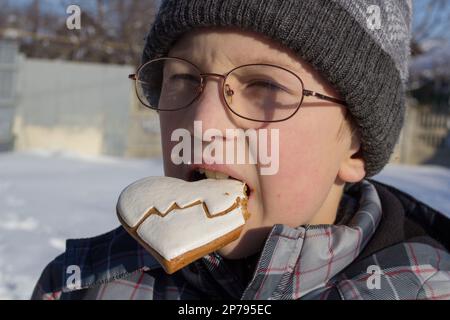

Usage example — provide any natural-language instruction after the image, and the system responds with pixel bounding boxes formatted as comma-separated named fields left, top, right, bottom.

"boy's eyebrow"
left=229, top=54, right=304, bottom=74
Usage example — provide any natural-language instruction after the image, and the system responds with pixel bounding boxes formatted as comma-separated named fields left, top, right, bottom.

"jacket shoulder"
left=336, top=241, right=450, bottom=300
left=30, top=227, right=161, bottom=300
left=31, top=252, right=66, bottom=300
left=368, top=179, right=450, bottom=251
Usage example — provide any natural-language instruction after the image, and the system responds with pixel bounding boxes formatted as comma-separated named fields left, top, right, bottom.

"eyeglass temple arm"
left=303, top=89, right=347, bottom=106
left=129, top=74, right=137, bottom=80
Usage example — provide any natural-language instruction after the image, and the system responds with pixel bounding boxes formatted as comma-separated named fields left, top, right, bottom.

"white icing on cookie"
left=117, top=177, right=246, bottom=228
left=137, top=205, right=245, bottom=260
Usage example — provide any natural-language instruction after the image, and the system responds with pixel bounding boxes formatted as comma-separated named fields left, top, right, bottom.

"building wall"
left=12, top=58, right=157, bottom=157
left=125, top=98, right=162, bottom=158
left=0, top=39, right=19, bottom=151
left=393, top=100, right=450, bottom=167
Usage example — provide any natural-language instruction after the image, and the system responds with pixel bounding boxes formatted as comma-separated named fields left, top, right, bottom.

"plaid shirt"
left=31, top=180, right=450, bottom=300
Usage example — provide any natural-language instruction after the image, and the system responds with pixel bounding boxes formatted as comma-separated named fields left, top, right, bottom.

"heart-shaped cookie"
left=116, top=176, right=250, bottom=274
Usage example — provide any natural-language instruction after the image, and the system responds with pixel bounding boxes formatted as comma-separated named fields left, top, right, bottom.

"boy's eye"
left=247, top=80, right=281, bottom=90
left=245, top=79, right=292, bottom=95
left=169, top=73, right=200, bottom=84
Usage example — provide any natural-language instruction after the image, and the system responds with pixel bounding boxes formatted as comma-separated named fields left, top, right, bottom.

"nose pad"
left=187, top=76, right=227, bottom=123
left=196, top=84, right=203, bottom=94
left=225, top=84, right=235, bottom=105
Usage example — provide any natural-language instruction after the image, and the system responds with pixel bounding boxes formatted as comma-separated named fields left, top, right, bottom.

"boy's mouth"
left=188, top=167, right=252, bottom=197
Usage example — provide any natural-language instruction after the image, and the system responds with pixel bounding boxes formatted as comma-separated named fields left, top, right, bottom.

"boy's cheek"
left=256, top=138, right=334, bottom=223
left=159, top=134, right=182, bottom=176
left=257, top=175, right=312, bottom=226
left=258, top=168, right=332, bottom=227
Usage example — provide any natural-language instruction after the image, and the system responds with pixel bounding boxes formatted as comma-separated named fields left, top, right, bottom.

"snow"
left=0, top=150, right=163, bottom=300
left=0, top=151, right=449, bottom=299
left=373, top=164, right=450, bottom=217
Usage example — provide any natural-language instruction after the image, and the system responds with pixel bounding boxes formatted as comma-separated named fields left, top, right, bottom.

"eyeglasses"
left=129, top=57, right=347, bottom=123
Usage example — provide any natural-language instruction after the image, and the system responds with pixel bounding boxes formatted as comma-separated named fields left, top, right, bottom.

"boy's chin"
left=216, top=240, right=246, bottom=259
left=216, top=225, right=272, bottom=259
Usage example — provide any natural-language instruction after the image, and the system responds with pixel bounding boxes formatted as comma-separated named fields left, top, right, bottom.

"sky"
left=413, top=0, right=450, bottom=40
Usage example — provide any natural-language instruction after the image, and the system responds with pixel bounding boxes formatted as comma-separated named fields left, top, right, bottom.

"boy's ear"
left=338, top=136, right=366, bottom=183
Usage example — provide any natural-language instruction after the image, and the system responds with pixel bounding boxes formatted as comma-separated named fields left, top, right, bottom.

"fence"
left=397, top=99, right=450, bottom=167
left=0, top=39, right=19, bottom=151
left=11, top=56, right=161, bottom=158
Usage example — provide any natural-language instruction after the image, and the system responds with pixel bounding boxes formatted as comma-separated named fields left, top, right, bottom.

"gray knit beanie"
left=142, top=0, right=412, bottom=177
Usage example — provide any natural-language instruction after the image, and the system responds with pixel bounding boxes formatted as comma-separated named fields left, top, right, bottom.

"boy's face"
left=159, top=28, right=365, bottom=258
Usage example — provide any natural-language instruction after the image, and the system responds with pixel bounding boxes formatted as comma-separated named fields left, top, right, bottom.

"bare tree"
left=0, top=0, right=159, bottom=65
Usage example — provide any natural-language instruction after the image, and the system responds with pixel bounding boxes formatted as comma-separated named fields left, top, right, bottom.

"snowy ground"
left=0, top=151, right=449, bottom=299
left=0, top=151, right=164, bottom=300
left=374, top=164, right=450, bottom=216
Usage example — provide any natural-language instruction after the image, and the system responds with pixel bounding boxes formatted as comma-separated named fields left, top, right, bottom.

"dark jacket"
left=31, top=179, right=450, bottom=300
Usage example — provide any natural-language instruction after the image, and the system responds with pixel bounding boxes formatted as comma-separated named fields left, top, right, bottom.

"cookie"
left=116, top=176, right=250, bottom=274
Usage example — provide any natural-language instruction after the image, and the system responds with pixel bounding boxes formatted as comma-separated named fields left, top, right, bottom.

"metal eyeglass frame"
left=129, top=56, right=348, bottom=123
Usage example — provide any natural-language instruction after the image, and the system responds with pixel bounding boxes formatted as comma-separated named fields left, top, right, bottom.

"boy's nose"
left=184, top=75, right=235, bottom=135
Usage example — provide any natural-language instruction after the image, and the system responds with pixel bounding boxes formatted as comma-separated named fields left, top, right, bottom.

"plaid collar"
left=184, top=180, right=383, bottom=299
left=62, top=180, right=382, bottom=299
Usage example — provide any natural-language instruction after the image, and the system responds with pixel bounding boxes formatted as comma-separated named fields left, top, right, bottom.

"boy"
left=32, top=0, right=450, bottom=300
